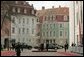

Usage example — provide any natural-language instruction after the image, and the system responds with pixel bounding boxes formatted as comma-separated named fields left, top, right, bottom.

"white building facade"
left=10, top=1, right=39, bottom=47
left=36, top=6, right=69, bottom=46
left=11, top=15, right=38, bottom=46
left=69, top=1, right=83, bottom=46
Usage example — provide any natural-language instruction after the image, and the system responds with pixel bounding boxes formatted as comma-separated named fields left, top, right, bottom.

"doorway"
left=4, top=38, right=9, bottom=48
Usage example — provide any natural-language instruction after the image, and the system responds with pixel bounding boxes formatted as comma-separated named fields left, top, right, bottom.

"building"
left=74, top=1, right=83, bottom=46
left=1, top=1, right=11, bottom=49
left=36, top=6, right=69, bottom=46
left=10, top=1, right=39, bottom=47
left=1, top=1, right=39, bottom=47
left=69, top=1, right=83, bottom=46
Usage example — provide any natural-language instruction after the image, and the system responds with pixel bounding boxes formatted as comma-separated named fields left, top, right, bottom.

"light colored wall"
left=11, top=14, right=38, bottom=46
left=69, top=1, right=75, bottom=46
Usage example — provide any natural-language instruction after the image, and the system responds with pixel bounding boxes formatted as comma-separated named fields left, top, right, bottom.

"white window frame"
left=12, top=27, right=15, bottom=33
left=64, top=15, right=67, bottom=21
left=32, top=10, right=34, bottom=14
left=59, top=30, right=63, bottom=38
left=27, top=28, right=29, bottom=34
left=18, top=8, right=20, bottom=13
left=24, top=9, right=27, bottom=14
left=15, top=1, right=18, bottom=4
left=12, top=7, right=15, bottom=13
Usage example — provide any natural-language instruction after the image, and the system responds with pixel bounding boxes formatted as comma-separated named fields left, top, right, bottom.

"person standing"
left=15, top=42, right=21, bottom=56
left=46, top=43, right=48, bottom=51
left=64, top=43, right=67, bottom=52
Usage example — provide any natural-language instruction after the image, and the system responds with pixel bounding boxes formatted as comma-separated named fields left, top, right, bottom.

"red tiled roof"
left=36, top=7, right=69, bottom=22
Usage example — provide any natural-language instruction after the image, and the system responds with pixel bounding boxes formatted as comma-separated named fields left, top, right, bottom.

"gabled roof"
left=36, top=7, right=69, bottom=17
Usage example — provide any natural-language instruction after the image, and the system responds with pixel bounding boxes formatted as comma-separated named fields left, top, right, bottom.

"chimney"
left=31, top=4, right=33, bottom=7
left=52, top=6, right=54, bottom=8
left=42, top=6, right=45, bottom=10
left=59, top=5, right=61, bottom=8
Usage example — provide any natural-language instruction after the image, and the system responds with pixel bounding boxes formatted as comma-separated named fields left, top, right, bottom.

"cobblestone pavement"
left=1, top=50, right=16, bottom=56
left=20, top=49, right=83, bottom=56
left=1, top=48, right=82, bottom=56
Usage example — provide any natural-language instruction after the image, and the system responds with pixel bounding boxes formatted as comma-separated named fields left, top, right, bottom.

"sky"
left=26, top=1, right=71, bottom=10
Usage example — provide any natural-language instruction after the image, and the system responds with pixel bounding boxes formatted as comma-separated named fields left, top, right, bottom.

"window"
left=76, top=1, right=78, bottom=4
left=50, top=40, right=52, bottom=43
left=15, top=1, right=18, bottom=4
left=64, top=16, right=67, bottom=21
left=23, top=28, right=25, bottom=34
left=32, top=19, right=34, bottom=24
left=27, top=28, right=29, bottom=34
left=43, top=32, right=45, bottom=36
left=54, top=24, right=55, bottom=28
left=15, top=8, right=17, bottom=12
left=37, top=19, right=39, bottom=22
left=18, top=8, right=20, bottom=13
left=12, top=7, right=15, bottom=12
left=67, top=16, right=69, bottom=20
left=60, top=31, right=62, bottom=36
left=47, top=32, right=48, bottom=37
left=65, top=31, right=67, bottom=37
left=12, top=27, right=15, bottom=33
left=50, top=24, right=52, bottom=29
left=24, top=9, right=27, bottom=14
left=50, top=31, right=51, bottom=37
left=60, top=24, right=62, bottom=28
left=53, top=39, right=55, bottom=43
left=23, top=18, right=25, bottom=23
left=53, top=31, right=55, bottom=36
left=19, top=28, right=20, bottom=34
left=12, top=17, right=15, bottom=23
left=32, top=10, right=34, bottom=14
left=47, top=24, right=48, bottom=29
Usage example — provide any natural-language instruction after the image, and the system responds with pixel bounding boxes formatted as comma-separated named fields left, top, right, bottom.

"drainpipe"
left=73, top=1, right=75, bottom=45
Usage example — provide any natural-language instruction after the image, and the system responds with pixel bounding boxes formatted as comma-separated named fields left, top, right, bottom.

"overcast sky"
left=26, top=1, right=71, bottom=10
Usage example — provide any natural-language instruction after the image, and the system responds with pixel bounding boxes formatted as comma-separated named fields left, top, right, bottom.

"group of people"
left=12, top=42, right=74, bottom=56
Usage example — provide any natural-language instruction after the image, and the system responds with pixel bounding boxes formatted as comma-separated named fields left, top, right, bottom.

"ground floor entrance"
left=4, top=38, right=9, bottom=48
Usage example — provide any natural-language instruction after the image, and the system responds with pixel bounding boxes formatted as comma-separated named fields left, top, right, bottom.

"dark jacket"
left=15, top=43, right=21, bottom=56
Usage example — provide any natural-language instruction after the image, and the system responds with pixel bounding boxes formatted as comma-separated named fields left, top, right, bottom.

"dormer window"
left=12, top=7, right=15, bottom=12
left=32, top=10, right=34, bottom=14
left=15, top=1, right=18, bottom=4
left=24, top=9, right=27, bottom=14
left=64, top=15, right=67, bottom=21
left=18, top=8, right=20, bottom=13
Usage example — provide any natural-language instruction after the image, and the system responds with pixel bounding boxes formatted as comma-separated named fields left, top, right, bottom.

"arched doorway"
left=4, top=38, right=9, bottom=48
